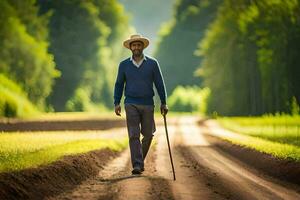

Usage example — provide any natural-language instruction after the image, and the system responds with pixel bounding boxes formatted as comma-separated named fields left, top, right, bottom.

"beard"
left=133, top=49, right=142, bottom=57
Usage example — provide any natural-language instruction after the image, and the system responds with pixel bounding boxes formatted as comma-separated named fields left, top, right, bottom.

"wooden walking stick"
left=163, top=114, right=176, bottom=181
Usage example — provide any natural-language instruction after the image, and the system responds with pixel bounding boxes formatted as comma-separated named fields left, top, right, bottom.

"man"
left=114, top=34, right=168, bottom=175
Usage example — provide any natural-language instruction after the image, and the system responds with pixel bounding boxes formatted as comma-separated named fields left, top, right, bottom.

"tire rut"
left=177, top=145, right=247, bottom=200
left=155, top=124, right=222, bottom=200
left=176, top=116, right=300, bottom=200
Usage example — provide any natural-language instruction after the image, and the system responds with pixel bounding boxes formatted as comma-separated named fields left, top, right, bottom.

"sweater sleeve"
left=114, top=63, right=125, bottom=105
left=153, top=61, right=167, bottom=105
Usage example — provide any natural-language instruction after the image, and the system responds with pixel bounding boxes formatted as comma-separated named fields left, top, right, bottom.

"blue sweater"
left=114, top=56, right=167, bottom=106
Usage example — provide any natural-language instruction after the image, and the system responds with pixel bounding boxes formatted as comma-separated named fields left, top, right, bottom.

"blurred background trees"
left=154, top=0, right=222, bottom=95
left=39, top=0, right=131, bottom=111
left=0, top=0, right=299, bottom=117
left=197, top=0, right=300, bottom=115
left=156, top=0, right=300, bottom=116
left=0, top=0, right=132, bottom=116
left=119, top=0, right=175, bottom=54
left=0, top=0, right=58, bottom=112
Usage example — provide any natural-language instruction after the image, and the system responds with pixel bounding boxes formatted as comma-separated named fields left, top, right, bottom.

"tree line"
left=0, top=0, right=131, bottom=116
left=155, top=0, right=300, bottom=116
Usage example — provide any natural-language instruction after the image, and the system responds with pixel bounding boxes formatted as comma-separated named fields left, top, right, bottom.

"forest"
left=1, top=0, right=299, bottom=117
left=0, top=0, right=131, bottom=116
left=156, top=0, right=300, bottom=116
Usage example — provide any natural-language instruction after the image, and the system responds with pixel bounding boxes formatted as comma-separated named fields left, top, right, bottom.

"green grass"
left=217, top=115, right=300, bottom=161
left=0, top=74, right=39, bottom=118
left=0, top=131, right=128, bottom=173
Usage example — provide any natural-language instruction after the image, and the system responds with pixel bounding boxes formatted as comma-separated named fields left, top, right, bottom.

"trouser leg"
left=125, top=104, right=143, bottom=169
left=141, top=105, right=156, bottom=160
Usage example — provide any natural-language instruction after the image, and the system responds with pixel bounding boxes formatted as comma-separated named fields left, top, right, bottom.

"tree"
left=154, top=0, right=222, bottom=95
left=198, top=0, right=300, bottom=115
left=39, top=0, right=131, bottom=111
left=0, top=0, right=59, bottom=109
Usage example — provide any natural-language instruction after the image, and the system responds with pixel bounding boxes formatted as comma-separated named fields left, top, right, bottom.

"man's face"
left=130, top=41, right=144, bottom=57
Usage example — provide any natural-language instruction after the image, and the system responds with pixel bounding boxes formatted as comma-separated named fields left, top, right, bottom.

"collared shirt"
left=130, top=55, right=147, bottom=68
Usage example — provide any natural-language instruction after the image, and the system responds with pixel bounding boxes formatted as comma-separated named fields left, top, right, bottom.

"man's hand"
left=115, top=104, right=121, bottom=116
left=160, top=104, right=169, bottom=116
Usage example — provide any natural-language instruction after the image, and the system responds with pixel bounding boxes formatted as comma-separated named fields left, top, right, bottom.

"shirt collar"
left=130, top=54, right=147, bottom=61
left=130, top=54, right=147, bottom=68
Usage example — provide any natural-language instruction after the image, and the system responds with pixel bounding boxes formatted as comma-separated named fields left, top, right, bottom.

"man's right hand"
left=115, top=105, right=121, bottom=116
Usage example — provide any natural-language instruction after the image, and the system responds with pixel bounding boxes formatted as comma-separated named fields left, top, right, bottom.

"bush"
left=291, top=96, right=300, bottom=116
left=168, top=85, right=210, bottom=113
left=66, top=88, right=91, bottom=112
left=66, top=87, right=109, bottom=112
left=0, top=74, right=38, bottom=117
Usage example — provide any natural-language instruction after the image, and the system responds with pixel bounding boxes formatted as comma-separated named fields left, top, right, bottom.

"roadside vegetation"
left=217, top=115, right=300, bottom=161
left=0, top=0, right=132, bottom=116
left=168, top=86, right=210, bottom=114
left=0, top=131, right=128, bottom=173
left=0, top=74, right=39, bottom=118
left=156, top=0, right=300, bottom=116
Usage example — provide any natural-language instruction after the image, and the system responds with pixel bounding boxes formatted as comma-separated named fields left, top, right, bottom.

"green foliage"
left=291, top=96, right=300, bottom=116
left=0, top=74, right=38, bottom=117
left=90, top=0, right=132, bottom=108
left=156, top=0, right=300, bottom=116
left=39, top=0, right=107, bottom=111
left=0, top=0, right=59, bottom=109
left=154, top=0, right=222, bottom=95
left=66, top=87, right=110, bottom=112
left=66, top=88, right=92, bottom=112
left=168, top=85, right=210, bottom=113
left=39, top=0, right=131, bottom=111
left=198, top=0, right=300, bottom=116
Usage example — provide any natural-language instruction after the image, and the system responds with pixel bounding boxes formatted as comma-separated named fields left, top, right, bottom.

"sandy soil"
left=1, top=116, right=300, bottom=200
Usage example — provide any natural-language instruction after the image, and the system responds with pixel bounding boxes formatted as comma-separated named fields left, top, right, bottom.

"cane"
left=163, top=114, right=176, bottom=181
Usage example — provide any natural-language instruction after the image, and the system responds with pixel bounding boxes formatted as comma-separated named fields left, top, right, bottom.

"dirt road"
left=45, top=116, right=300, bottom=200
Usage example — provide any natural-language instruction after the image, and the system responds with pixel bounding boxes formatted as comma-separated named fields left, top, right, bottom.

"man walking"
left=114, top=34, right=168, bottom=175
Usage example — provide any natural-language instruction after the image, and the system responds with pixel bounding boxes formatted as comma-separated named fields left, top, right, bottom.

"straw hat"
left=123, top=34, right=149, bottom=49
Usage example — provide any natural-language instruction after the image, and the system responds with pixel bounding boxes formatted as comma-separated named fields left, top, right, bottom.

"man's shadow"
left=99, top=174, right=146, bottom=183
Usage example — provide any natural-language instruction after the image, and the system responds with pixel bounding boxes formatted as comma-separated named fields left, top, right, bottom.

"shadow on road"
left=99, top=175, right=145, bottom=183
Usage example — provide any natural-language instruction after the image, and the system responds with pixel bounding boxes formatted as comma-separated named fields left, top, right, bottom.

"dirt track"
left=1, top=116, right=300, bottom=199
left=46, top=116, right=300, bottom=199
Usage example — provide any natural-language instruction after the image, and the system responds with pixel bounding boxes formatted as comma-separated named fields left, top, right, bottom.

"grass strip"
left=207, top=120, right=300, bottom=162
left=0, top=131, right=128, bottom=173
left=217, top=116, right=300, bottom=147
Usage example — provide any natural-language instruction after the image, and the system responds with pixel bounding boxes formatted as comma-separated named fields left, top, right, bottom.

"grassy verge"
left=215, top=115, right=300, bottom=161
left=0, top=74, right=39, bottom=118
left=0, top=131, right=128, bottom=173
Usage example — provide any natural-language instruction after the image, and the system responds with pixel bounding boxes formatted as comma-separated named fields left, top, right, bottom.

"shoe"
left=132, top=168, right=142, bottom=175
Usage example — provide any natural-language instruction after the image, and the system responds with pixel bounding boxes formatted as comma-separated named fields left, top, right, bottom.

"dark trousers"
left=125, top=104, right=156, bottom=169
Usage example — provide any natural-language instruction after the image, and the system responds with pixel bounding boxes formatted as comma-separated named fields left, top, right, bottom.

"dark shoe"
left=132, top=168, right=142, bottom=175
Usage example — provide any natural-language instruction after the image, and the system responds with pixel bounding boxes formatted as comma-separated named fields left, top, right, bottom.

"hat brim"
left=123, top=38, right=149, bottom=49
